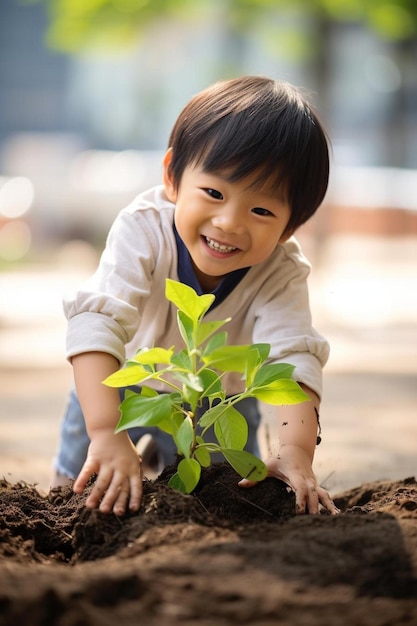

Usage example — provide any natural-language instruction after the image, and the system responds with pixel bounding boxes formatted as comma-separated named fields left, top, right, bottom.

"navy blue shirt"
left=174, top=224, right=250, bottom=311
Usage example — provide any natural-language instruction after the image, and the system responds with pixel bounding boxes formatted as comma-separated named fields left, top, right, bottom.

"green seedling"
left=104, top=279, right=310, bottom=494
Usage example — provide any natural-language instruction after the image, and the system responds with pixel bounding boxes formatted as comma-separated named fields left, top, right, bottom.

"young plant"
left=103, top=279, right=309, bottom=494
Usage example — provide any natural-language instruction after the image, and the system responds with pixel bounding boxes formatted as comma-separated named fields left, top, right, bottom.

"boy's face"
left=163, top=150, right=291, bottom=293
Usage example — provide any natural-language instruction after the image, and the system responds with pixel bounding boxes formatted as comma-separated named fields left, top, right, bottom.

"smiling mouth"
left=204, top=236, right=237, bottom=253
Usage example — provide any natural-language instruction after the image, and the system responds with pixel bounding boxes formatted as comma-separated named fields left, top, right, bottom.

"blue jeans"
left=54, top=387, right=261, bottom=479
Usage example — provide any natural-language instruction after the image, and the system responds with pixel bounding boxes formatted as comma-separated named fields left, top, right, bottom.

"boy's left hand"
left=239, top=444, right=340, bottom=515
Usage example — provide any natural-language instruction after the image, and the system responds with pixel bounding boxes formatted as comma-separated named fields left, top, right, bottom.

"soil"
left=1, top=464, right=417, bottom=626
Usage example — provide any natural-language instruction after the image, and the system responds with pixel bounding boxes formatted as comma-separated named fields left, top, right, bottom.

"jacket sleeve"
left=63, top=210, right=158, bottom=365
left=252, top=241, right=329, bottom=400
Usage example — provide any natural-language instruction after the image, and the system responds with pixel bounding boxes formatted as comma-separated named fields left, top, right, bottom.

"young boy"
left=53, top=75, right=339, bottom=517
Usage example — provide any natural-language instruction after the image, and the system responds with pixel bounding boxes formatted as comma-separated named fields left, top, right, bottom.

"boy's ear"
left=163, top=148, right=177, bottom=202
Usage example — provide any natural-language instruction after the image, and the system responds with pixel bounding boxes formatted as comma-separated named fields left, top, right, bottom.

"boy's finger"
left=85, top=468, right=112, bottom=510
left=129, top=472, right=143, bottom=512
left=295, top=493, right=307, bottom=514
left=112, top=483, right=130, bottom=516
left=306, top=489, right=320, bottom=515
left=318, top=487, right=340, bottom=515
left=73, top=461, right=97, bottom=494
left=97, top=472, right=125, bottom=514
left=238, top=477, right=257, bottom=488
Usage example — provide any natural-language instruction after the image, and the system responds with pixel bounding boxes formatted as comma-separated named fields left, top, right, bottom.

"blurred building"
left=0, top=2, right=78, bottom=142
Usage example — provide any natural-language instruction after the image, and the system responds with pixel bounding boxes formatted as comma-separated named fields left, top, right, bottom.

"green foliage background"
left=24, top=0, right=417, bottom=53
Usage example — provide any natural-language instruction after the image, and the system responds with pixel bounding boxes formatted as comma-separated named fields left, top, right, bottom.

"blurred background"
left=0, top=0, right=416, bottom=495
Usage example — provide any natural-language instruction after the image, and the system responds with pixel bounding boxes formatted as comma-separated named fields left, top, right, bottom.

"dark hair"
left=167, top=75, right=329, bottom=236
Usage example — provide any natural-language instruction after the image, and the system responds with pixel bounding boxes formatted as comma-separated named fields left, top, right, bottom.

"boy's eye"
left=205, top=188, right=223, bottom=200
left=252, top=207, right=273, bottom=217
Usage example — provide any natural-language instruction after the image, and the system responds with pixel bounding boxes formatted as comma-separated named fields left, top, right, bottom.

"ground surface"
left=1, top=468, right=417, bottom=626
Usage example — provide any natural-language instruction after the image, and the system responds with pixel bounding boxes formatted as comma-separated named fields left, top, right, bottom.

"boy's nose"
left=211, top=208, right=245, bottom=234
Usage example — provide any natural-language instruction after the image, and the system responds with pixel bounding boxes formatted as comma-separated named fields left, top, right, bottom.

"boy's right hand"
left=73, top=429, right=143, bottom=516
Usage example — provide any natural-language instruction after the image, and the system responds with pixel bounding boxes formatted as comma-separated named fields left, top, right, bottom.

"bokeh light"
left=0, top=177, right=34, bottom=219
left=0, top=220, right=32, bottom=261
left=69, top=150, right=148, bottom=194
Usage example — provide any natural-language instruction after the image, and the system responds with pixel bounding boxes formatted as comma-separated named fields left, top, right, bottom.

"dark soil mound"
left=1, top=463, right=296, bottom=563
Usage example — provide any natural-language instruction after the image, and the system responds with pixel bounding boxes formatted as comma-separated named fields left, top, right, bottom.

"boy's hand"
left=239, top=444, right=339, bottom=515
left=73, top=429, right=143, bottom=516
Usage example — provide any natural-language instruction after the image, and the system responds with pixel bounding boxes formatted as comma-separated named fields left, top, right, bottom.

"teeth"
left=205, top=237, right=237, bottom=253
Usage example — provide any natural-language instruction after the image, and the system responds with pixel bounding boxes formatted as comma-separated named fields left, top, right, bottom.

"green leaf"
left=194, top=444, right=211, bottom=467
left=175, top=372, right=204, bottom=392
left=203, top=331, right=228, bottom=355
left=250, top=379, right=310, bottom=405
left=170, top=349, right=192, bottom=370
left=198, top=368, right=223, bottom=397
left=177, top=310, right=194, bottom=350
left=182, top=385, right=202, bottom=410
left=244, top=346, right=264, bottom=388
left=174, top=370, right=223, bottom=407
left=203, top=343, right=271, bottom=373
left=175, top=372, right=203, bottom=407
left=168, top=472, right=187, bottom=494
left=201, top=442, right=222, bottom=454
left=198, top=402, right=228, bottom=429
left=250, top=343, right=271, bottom=361
left=166, top=279, right=214, bottom=321
left=214, top=406, right=248, bottom=450
left=202, top=345, right=253, bottom=373
left=174, top=414, right=194, bottom=458
left=126, top=386, right=182, bottom=432
left=196, top=318, right=230, bottom=346
left=177, top=457, right=201, bottom=493
left=221, top=449, right=268, bottom=481
left=139, top=385, right=159, bottom=398
left=182, top=388, right=201, bottom=410
left=115, top=393, right=178, bottom=432
left=131, top=346, right=174, bottom=365
left=125, top=360, right=153, bottom=373
left=157, top=410, right=184, bottom=436
left=252, top=363, right=296, bottom=387
left=103, top=364, right=159, bottom=388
